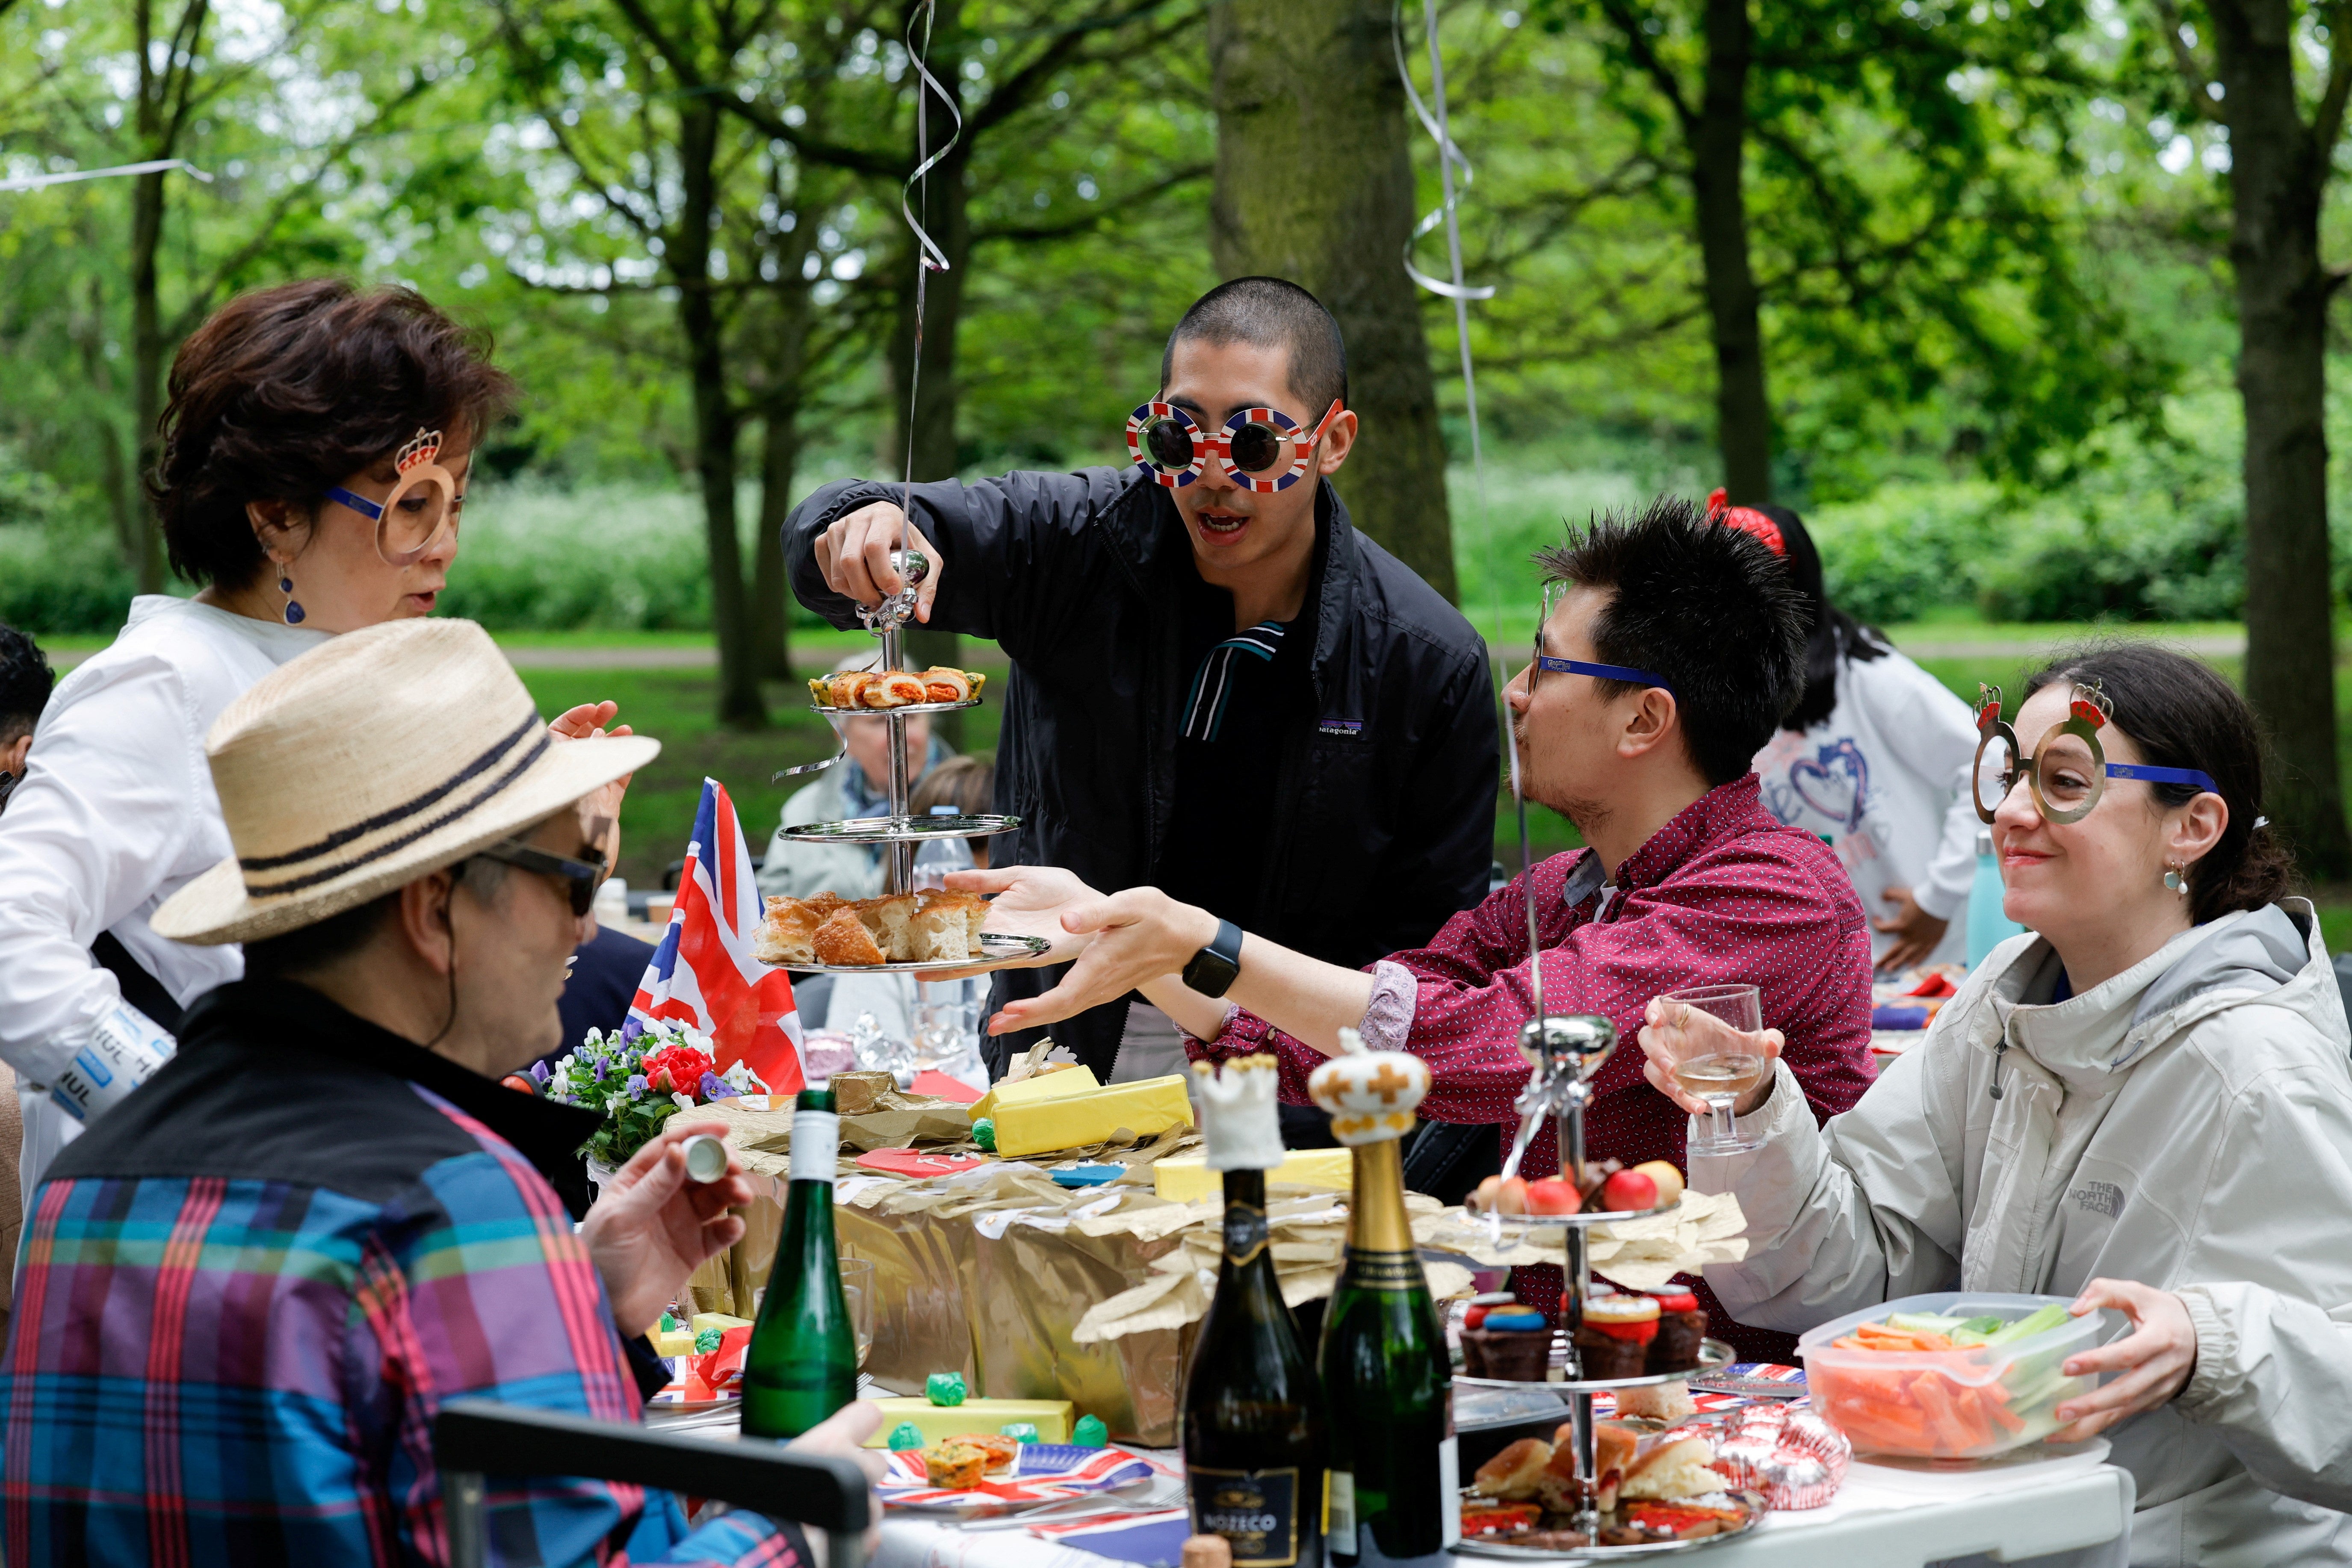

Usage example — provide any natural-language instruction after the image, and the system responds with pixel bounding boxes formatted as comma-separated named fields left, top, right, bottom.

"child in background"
left=1734, top=499, right=1980, bottom=972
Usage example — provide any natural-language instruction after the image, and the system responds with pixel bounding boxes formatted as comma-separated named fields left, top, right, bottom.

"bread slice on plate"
left=909, top=889, right=988, bottom=961
left=754, top=897, right=822, bottom=966
left=857, top=892, right=920, bottom=961
left=812, top=906, right=887, bottom=966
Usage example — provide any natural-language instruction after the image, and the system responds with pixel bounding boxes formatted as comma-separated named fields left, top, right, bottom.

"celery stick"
left=1985, top=1304, right=2071, bottom=1345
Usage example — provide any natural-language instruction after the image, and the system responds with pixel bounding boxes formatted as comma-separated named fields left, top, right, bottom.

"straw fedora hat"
left=152, top=617, right=659, bottom=946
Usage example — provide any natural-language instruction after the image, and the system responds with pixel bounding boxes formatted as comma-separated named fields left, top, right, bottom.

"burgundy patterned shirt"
left=1187, top=773, right=1877, bottom=1358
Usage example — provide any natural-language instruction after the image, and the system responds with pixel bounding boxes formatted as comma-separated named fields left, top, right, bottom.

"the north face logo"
left=2070, top=1181, right=2125, bottom=1219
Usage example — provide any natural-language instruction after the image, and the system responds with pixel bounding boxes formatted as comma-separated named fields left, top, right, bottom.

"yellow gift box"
left=860, top=1397, right=1075, bottom=1447
left=969, top=1064, right=1102, bottom=1125
left=991, top=1074, right=1194, bottom=1159
left=691, top=1312, right=752, bottom=1336
left=1150, top=1148, right=1354, bottom=1204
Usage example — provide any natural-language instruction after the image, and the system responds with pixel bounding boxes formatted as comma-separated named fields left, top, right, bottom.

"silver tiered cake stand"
left=768, top=548, right=1048, bottom=976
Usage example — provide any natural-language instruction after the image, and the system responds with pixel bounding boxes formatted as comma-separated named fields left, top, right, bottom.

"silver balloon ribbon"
left=896, top=0, right=964, bottom=549
left=0, top=157, right=213, bottom=193
left=1395, top=2, right=1536, bottom=1001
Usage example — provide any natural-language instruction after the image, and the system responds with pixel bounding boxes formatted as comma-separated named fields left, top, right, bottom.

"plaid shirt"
left=0, top=979, right=801, bottom=1568
left=1191, top=774, right=1877, bottom=1357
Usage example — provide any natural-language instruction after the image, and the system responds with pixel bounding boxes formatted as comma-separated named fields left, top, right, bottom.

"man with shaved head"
left=787, top=278, right=1497, bottom=1109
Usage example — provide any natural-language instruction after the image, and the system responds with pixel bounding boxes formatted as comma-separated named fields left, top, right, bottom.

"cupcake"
left=1463, top=1307, right=1554, bottom=1381
left=1575, top=1293, right=1658, bottom=1380
left=1459, top=1291, right=1516, bottom=1376
left=1644, top=1287, right=1709, bottom=1373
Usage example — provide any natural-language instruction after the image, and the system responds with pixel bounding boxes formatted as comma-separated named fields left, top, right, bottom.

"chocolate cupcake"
left=1644, top=1289, right=1708, bottom=1373
left=1464, top=1308, right=1554, bottom=1381
left=1573, top=1325, right=1648, bottom=1380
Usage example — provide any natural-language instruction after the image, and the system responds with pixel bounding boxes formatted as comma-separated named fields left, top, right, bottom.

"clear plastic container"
left=1797, top=1291, right=2119, bottom=1460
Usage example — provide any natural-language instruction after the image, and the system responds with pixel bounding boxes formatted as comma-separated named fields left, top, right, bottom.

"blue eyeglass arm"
left=323, top=485, right=383, bottom=520
left=1535, top=654, right=1676, bottom=694
left=2106, top=762, right=2221, bottom=793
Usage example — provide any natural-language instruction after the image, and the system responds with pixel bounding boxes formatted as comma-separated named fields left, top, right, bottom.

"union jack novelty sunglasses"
left=1126, top=398, right=1345, bottom=493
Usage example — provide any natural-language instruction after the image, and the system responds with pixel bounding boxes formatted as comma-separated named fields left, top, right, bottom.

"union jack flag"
left=626, top=777, right=804, bottom=1093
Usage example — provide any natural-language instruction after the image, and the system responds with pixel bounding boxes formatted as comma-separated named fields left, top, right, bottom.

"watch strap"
left=1182, top=917, right=1245, bottom=998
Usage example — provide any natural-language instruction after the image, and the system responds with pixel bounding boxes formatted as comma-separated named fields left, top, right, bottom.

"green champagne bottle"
left=1182, top=1057, right=1325, bottom=1568
left=1309, top=1038, right=1458, bottom=1567
left=740, top=1085, right=858, bottom=1438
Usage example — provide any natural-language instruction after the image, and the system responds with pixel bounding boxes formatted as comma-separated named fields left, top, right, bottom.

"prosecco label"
left=1223, top=1201, right=1271, bottom=1267
left=1191, top=1465, right=1302, bottom=1566
left=1342, top=1246, right=1427, bottom=1290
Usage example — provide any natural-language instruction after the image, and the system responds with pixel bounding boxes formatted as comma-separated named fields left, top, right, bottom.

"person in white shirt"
left=1727, top=498, right=1979, bottom=971
left=0, top=278, right=629, bottom=1204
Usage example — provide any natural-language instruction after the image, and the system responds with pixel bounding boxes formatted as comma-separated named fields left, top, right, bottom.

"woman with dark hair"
left=0, top=279, right=629, bottom=1202
left=1730, top=497, right=1981, bottom=971
left=1642, top=643, right=2352, bottom=1561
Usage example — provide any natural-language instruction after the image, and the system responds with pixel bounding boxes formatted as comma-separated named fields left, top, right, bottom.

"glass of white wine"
left=1658, top=983, right=1768, bottom=1156
left=839, top=1257, right=876, bottom=1371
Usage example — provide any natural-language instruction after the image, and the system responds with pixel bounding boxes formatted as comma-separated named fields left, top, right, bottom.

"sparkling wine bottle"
left=1310, top=1034, right=1458, bottom=1566
left=739, top=1085, right=857, bottom=1438
left=1182, top=1058, right=1325, bottom=1567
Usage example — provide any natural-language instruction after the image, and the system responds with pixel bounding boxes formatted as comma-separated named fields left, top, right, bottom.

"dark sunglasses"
left=477, top=838, right=606, bottom=917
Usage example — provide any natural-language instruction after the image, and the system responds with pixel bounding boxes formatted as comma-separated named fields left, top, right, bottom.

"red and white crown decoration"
left=396, top=427, right=444, bottom=473
left=1307, top=1027, right=1431, bottom=1147
left=2068, top=680, right=2111, bottom=730
left=1975, top=683, right=2005, bottom=734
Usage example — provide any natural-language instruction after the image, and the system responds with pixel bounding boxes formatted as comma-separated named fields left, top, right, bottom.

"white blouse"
left=1751, top=646, right=1980, bottom=966
left=0, top=596, right=327, bottom=1185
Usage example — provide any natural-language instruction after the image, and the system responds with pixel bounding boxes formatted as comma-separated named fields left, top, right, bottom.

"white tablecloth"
left=871, top=1441, right=2134, bottom=1568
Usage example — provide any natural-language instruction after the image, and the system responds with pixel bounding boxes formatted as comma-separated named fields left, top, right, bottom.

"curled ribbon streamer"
left=0, top=157, right=213, bottom=193
left=1395, top=1, right=1534, bottom=993
left=897, top=0, right=965, bottom=545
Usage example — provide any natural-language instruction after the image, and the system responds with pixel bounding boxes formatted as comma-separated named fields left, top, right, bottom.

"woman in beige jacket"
left=1642, top=644, right=2352, bottom=1566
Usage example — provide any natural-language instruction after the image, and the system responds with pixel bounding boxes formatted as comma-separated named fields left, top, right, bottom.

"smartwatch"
left=1182, top=918, right=1245, bottom=998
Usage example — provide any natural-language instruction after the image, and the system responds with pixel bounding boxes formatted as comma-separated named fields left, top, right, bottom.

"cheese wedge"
left=990, top=1074, right=1194, bottom=1158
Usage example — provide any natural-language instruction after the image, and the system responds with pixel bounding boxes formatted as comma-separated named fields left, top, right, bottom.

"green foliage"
left=0, top=519, right=138, bottom=635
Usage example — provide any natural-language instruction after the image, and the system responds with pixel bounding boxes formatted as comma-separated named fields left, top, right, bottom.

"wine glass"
left=839, top=1257, right=876, bottom=1371
left=1657, top=983, right=1768, bottom=1156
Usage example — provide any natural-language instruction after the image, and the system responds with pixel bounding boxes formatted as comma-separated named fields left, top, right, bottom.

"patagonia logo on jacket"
left=2070, top=1180, right=2125, bottom=1219
left=1318, top=718, right=1364, bottom=737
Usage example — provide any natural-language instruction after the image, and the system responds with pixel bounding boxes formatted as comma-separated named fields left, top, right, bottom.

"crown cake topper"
left=395, top=427, right=444, bottom=473
left=1306, top=1027, right=1430, bottom=1147
left=1194, top=1055, right=1286, bottom=1173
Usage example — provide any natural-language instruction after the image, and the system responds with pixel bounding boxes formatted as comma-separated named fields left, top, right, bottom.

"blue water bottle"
left=1965, top=829, right=2026, bottom=965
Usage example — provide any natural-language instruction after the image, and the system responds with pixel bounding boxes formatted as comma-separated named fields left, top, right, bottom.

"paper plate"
left=878, top=1443, right=1155, bottom=1513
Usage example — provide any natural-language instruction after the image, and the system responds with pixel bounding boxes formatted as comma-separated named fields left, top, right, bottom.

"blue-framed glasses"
left=1532, top=654, right=1676, bottom=693
left=321, top=427, right=461, bottom=567
left=1972, top=681, right=2219, bottom=824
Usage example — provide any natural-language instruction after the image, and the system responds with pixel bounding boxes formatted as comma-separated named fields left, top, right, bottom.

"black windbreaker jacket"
left=785, top=466, right=1501, bottom=1077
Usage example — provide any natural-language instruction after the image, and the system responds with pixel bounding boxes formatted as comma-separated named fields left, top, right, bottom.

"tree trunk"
left=2209, top=0, right=2349, bottom=874
left=1208, top=0, right=1457, bottom=601
left=676, top=97, right=764, bottom=729
left=753, top=410, right=796, bottom=685
left=127, top=167, right=168, bottom=593
left=889, top=0, right=968, bottom=741
left=1693, top=0, right=1771, bottom=504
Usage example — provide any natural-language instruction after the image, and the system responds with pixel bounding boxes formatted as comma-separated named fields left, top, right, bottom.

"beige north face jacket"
left=1701, top=900, right=2352, bottom=1566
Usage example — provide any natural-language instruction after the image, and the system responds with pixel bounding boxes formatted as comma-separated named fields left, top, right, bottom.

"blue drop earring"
left=278, top=561, right=306, bottom=626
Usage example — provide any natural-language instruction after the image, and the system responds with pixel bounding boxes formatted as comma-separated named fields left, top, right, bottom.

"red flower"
left=642, top=1043, right=718, bottom=1098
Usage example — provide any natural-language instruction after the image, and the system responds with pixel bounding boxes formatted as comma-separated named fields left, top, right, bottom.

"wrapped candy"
left=1709, top=1404, right=1850, bottom=1510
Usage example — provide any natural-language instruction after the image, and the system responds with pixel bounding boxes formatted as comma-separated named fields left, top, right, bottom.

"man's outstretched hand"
left=580, top=1119, right=753, bottom=1335
left=942, top=866, right=1218, bottom=1034
left=815, top=502, right=940, bottom=620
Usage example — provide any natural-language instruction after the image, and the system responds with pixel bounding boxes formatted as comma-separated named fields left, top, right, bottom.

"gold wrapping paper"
left=1412, top=1190, right=1749, bottom=1290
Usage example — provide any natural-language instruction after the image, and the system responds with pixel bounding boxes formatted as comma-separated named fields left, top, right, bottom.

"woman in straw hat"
left=0, top=279, right=634, bottom=1208
left=0, top=617, right=884, bottom=1564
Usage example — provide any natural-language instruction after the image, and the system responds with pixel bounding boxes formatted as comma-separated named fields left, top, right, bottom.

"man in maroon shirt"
left=963, top=495, right=1877, bottom=1355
